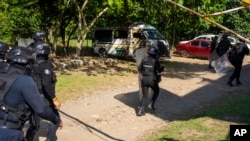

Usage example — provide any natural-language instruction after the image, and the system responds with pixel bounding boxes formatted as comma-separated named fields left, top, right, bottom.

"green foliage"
left=96, top=0, right=143, bottom=27
left=0, top=0, right=42, bottom=42
left=8, top=7, right=42, bottom=37
left=223, top=1, right=250, bottom=35
left=0, top=0, right=249, bottom=46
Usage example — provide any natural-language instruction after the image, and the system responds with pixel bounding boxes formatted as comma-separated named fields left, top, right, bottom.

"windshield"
left=142, top=29, right=165, bottom=40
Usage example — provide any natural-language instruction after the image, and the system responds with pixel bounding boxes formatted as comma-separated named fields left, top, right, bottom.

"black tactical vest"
left=0, top=67, right=31, bottom=128
left=0, top=68, right=23, bottom=108
left=32, top=60, right=44, bottom=95
left=141, top=57, right=156, bottom=76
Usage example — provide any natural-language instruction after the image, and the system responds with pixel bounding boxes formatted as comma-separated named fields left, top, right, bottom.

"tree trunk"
left=71, top=0, right=109, bottom=58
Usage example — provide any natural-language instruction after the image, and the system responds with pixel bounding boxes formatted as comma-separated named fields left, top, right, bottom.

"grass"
left=53, top=51, right=250, bottom=141
left=56, top=72, right=133, bottom=102
left=56, top=73, right=98, bottom=101
left=143, top=93, right=250, bottom=141
left=55, top=59, right=137, bottom=102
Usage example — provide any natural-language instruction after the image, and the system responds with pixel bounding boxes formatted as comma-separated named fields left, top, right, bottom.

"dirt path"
left=37, top=55, right=250, bottom=141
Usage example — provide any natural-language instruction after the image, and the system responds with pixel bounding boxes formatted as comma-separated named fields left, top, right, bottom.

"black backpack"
left=228, top=43, right=243, bottom=64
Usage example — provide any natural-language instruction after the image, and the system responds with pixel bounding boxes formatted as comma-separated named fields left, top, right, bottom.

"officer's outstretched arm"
left=22, top=77, right=62, bottom=128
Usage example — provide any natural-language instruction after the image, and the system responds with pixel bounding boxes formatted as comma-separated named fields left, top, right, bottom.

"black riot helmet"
left=32, top=30, right=47, bottom=41
left=147, top=46, right=159, bottom=56
left=222, top=33, right=228, bottom=39
left=0, top=41, right=9, bottom=52
left=0, top=41, right=9, bottom=59
left=6, top=46, right=35, bottom=65
left=31, top=42, right=50, bottom=56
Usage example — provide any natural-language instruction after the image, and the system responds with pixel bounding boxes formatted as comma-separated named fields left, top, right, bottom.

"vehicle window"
left=133, top=33, right=142, bottom=38
left=201, top=41, right=210, bottom=48
left=191, top=41, right=199, bottom=46
left=142, top=29, right=165, bottom=40
left=114, top=30, right=128, bottom=39
left=199, top=37, right=206, bottom=40
left=94, top=30, right=113, bottom=43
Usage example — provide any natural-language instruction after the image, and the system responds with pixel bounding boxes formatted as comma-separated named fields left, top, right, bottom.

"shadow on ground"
left=31, top=56, right=250, bottom=141
left=114, top=57, right=250, bottom=121
left=114, top=57, right=250, bottom=137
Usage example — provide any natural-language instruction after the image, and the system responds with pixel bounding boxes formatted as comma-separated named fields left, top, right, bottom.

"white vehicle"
left=179, top=34, right=216, bottom=44
left=246, top=43, right=250, bottom=50
left=193, top=34, right=217, bottom=41
left=92, top=22, right=170, bottom=58
left=193, top=34, right=238, bottom=45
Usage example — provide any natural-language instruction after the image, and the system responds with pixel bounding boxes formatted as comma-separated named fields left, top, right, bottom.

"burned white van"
left=92, top=22, right=170, bottom=58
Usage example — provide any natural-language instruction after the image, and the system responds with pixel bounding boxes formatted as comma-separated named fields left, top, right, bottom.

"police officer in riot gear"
left=27, top=30, right=47, bottom=51
left=26, top=42, right=61, bottom=141
left=227, top=39, right=249, bottom=87
left=0, top=46, right=62, bottom=141
left=0, top=41, right=9, bottom=69
left=217, top=34, right=232, bottom=57
left=32, top=30, right=46, bottom=42
left=209, top=36, right=218, bottom=69
left=137, top=46, right=164, bottom=116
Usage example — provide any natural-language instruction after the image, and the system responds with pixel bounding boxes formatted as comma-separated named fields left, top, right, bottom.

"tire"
left=99, top=48, right=108, bottom=58
left=181, top=49, right=190, bottom=58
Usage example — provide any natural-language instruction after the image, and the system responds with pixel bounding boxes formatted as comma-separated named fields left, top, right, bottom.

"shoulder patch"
left=44, top=69, right=51, bottom=75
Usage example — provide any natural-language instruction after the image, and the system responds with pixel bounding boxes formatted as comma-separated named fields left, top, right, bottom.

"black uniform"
left=0, top=41, right=9, bottom=70
left=26, top=44, right=59, bottom=141
left=0, top=65, right=60, bottom=141
left=27, top=40, right=43, bottom=51
left=210, top=37, right=218, bottom=53
left=0, top=59, right=8, bottom=70
left=216, top=35, right=232, bottom=57
left=209, top=36, right=218, bottom=68
left=26, top=57, right=59, bottom=141
left=137, top=55, right=163, bottom=115
left=227, top=42, right=249, bottom=86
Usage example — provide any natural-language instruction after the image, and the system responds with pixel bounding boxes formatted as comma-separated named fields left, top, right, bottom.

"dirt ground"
left=34, top=55, right=250, bottom=141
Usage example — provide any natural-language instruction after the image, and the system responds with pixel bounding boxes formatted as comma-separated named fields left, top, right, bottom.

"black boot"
left=227, top=81, right=234, bottom=87
left=137, top=107, right=145, bottom=116
left=208, top=64, right=212, bottom=69
left=236, top=81, right=242, bottom=86
left=148, top=102, right=155, bottom=110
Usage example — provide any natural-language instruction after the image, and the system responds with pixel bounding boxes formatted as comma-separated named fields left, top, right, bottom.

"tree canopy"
left=0, top=0, right=249, bottom=50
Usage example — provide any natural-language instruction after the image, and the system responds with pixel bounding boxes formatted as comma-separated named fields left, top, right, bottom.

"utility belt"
left=0, top=119, right=21, bottom=130
left=142, top=70, right=155, bottom=76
